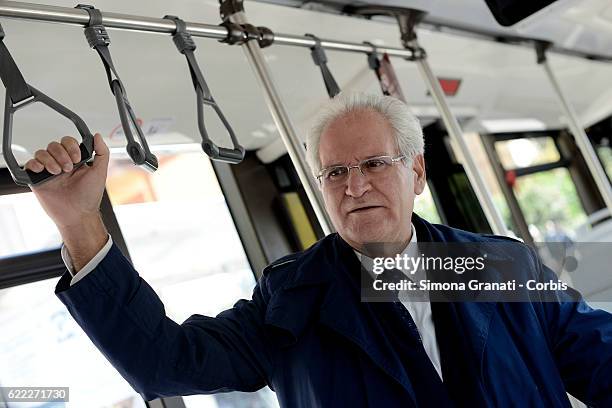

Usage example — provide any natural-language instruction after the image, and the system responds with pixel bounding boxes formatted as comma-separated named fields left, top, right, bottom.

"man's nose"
left=345, top=167, right=371, bottom=197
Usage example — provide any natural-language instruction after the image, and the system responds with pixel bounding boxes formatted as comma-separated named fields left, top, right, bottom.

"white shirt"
left=61, top=234, right=113, bottom=285
left=354, top=224, right=443, bottom=380
left=62, top=226, right=442, bottom=379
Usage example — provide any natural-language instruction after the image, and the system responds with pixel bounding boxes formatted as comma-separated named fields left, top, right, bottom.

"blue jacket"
left=55, top=214, right=612, bottom=407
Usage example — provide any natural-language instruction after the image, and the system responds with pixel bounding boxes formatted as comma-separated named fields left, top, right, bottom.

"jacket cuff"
left=60, top=234, right=113, bottom=286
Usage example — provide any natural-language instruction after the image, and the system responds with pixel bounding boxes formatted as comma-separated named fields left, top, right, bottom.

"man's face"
left=318, top=109, right=426, bottom=251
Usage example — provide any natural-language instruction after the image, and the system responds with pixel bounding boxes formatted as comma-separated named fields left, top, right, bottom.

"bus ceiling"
left=259, top=0, right=612, bottom=62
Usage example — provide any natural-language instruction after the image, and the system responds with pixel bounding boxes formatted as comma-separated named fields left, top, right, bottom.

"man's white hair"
left=306, top=92, right=425, bottom=176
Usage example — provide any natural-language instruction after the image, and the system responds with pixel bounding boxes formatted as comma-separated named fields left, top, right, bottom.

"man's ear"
left=412, top=154, right=426, bottom=195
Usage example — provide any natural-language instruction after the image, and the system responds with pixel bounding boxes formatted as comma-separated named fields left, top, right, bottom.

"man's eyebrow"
left=364, top=153, right=390, bottom=159
left=322, top=153, right=391, bottom=168
left=321, top=162, right=344, bottom=168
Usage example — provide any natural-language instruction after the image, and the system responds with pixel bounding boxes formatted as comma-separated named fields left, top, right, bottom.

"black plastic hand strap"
left=76, top=4, right=158, bottom=172
left=535, top=40, right=552, bottom=64
left=364, top=42, right=390, bottom=96
left=164, top=15, right=245, bottom=164
left=0, top=23, right=94, bottom=186
left=305, top=34, right=340, bottom=98
left=364, top=42, right=406, bottom=101
left=0, top=26, right=31, bottom=104
left=365, top=42, right=382, bottom=72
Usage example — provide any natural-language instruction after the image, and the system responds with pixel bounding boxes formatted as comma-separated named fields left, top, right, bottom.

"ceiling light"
left=481, top=118, right=547, bottom=133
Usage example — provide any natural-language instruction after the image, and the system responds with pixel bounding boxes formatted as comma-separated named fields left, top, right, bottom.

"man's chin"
left=345, top=227, right=392, bottom=248
left=340, top=220, right=408, bottom=253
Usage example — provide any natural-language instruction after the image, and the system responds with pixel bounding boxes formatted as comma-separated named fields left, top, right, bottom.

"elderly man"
left=28, top=93, right=611, bottom=407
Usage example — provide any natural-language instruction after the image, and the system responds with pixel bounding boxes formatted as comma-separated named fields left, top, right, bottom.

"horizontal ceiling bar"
left=0, top=1, right=415, bottom=57
left=272, top=32, right=415, bottom=58
left=0, top=1, right=228, bottom=37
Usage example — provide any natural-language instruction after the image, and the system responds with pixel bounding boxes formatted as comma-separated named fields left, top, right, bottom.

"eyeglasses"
left=317, top=154, right=407, bottom=186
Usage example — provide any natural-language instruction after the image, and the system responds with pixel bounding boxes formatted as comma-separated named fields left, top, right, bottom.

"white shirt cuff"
left=61, top=235, right=114, bottom=286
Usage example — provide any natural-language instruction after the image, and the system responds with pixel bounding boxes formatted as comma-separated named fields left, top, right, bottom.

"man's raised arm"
left=26, top=136, right=274, bottom=399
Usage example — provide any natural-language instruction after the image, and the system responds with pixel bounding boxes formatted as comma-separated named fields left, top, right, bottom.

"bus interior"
left=0, top=0, right=611, bottom=407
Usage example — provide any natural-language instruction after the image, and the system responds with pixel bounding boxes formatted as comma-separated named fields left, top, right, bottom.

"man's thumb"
left=92, top=133, right=110, bottom=171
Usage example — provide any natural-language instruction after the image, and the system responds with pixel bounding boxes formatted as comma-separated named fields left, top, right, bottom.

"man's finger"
left=34, top=149, right=62, bottom=175
left=61, top=136, right=82, bottom=164
left=24, top=159, right=44, bottom=172
left=47, top=141, right=74, bottom=172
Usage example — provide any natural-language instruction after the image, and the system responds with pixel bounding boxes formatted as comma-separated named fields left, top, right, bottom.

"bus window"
left=414, top=184, right=442, bottom=225
left=0, top=192, right=61, bottom=259
left=105, top=145, right=278, bottom=407
left=490, top=133, right=589, bottom=241
left=495, top=137, right=561, bottom=170
left=0, top=278, right=147, bottom=407
left=450, top=132, right=517, bottom=236
left=595, top=144, right=612, bottom=182
left=586, top=117, right=612, bottom=184
left=513, top=167, right=587, bottom=239
left=0, top=172, right=146, bottom=406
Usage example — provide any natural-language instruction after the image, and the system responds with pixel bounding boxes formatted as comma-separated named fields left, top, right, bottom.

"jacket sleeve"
left=55, top=243, right=274, bottom=401
left=532, top=247, right=612, bottom=407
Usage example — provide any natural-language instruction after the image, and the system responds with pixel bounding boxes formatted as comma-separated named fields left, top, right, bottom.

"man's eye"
left=364, top=159, right=387, bottom=169
left=327, top=167, right=347, bottom=179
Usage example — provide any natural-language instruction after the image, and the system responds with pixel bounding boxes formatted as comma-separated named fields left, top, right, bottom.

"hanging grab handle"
left=305, top=34, right=341, bottom=98
left=363, top=41, right=407, bottom=102
left=76, top=4, right=158, bottom=172
left=164, top=15, right=245, bottom=164
left=0, top=23, right=94, bottom=186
